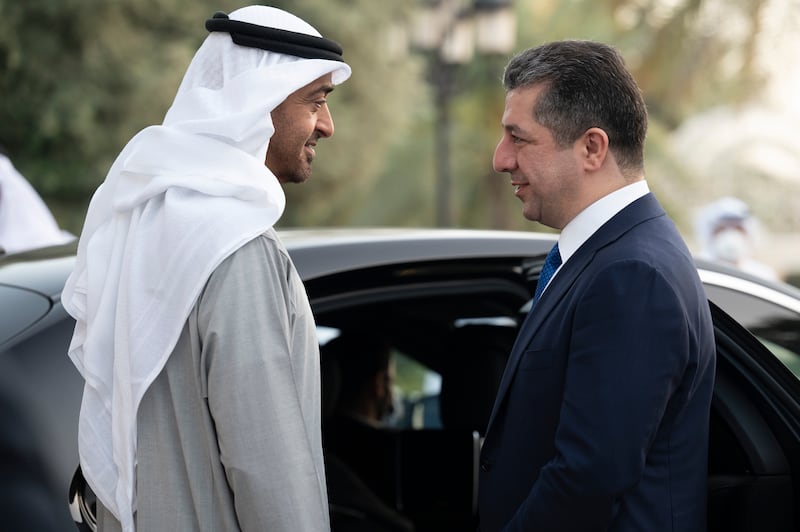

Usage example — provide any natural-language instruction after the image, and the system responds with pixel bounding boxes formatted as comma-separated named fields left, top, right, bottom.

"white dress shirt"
left=548, top=180, right=650, bottom=288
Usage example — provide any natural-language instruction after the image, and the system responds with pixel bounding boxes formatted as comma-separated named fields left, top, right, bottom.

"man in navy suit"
left=477, top=40, right=716, bottom=531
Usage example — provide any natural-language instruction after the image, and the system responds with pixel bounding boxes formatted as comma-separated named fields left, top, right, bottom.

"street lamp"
left=409, top=0, right=516, bottom=227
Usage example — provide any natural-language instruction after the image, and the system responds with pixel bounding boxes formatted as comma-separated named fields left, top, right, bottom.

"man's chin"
left=275, top=165, right=313, bottom=184
left=280, top=173, right=311, bottom=185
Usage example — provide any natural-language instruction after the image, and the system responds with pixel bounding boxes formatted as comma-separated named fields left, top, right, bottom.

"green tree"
left=0, top=0, right=238, bottom=229
left=0, top=0, right=421, bottom=232
left=1, top=0, right=794, bottom=235
left=266, top=0, right=424, bottom=227
left=369, top=0, right=785, bottom=232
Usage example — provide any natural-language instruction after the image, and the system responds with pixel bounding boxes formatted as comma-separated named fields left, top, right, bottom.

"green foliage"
left=373, top=0, right=778, bottom=231
left=0, top=0, right=233, bottom=201
left=0, top=0, right=786, bottom=235
left=270, top=0, right=424, bottom=227
left=0, top=0, right=421, bottom=233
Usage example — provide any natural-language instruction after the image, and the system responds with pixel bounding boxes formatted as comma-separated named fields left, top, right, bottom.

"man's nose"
left=317, top=105, right=334, bottom=138
left=493, top=137, right=516, bottom=173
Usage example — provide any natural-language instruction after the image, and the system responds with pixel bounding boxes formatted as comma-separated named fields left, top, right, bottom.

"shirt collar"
left=558, top=180, right=650, bottom=264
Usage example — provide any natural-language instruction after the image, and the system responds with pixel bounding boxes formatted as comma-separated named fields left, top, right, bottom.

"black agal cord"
left=205, top=12, right=344, bottom=62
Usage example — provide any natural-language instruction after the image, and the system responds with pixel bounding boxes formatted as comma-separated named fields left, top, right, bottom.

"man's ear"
left=580, top=127, right=609, bottom=172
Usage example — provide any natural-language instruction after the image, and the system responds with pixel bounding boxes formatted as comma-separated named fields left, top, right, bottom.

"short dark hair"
left=324, top=332, right=392, bottom=408
left=503, top=40, right=648, bottom=174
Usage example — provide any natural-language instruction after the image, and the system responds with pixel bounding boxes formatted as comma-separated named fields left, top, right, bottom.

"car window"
left=391, top=351, right=442, bottom=430
left=703, top=284, right=800, bottom=379
left=317, top=326, right=445, bottom=430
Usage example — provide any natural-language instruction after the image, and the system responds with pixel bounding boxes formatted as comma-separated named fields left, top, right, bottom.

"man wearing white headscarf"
left=0, top=147, right=74, bottom=254
left=61, top=6, right=351, bottom=531
left=694, top=196, right=779, bottom=280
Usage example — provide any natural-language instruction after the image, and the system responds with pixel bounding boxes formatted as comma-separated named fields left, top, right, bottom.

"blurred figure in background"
left=0, top=146, right=74, bottom=254
left=694, top=196, right=779, bottom=280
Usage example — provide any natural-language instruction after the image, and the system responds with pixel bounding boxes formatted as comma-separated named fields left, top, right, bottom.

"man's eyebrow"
left=314, top=84, right=335, bottom=96
left=300, top=83, right=334, bottom=102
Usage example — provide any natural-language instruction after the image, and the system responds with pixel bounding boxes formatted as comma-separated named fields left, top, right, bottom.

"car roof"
left=279, top=227, right=557, bottom=280
left=695, top=256, right=800, bottom=314
left=2, top=227, right=798, bottom=311
left=0, top=227, right=556, bottom=290
left=0, top=243, right=77, bottom=298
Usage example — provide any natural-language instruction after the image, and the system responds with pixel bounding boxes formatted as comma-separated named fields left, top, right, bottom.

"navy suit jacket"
left=478, top=194, right=716, bottom=531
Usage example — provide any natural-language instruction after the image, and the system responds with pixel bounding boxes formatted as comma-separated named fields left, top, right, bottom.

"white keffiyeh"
left=60, top=6, right=350, bottom=531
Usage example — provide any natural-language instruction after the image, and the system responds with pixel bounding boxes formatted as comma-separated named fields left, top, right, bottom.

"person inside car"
left=322, top=332, right=414, bottom=532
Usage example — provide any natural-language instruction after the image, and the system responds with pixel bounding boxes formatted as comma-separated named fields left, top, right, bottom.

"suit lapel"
left=484, top=242, right=590, bottom=433
left=484, top=194, right=666, bottom=434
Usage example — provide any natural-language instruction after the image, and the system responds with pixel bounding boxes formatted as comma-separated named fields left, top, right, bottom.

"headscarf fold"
left=61, top=7, right=350, bottom=531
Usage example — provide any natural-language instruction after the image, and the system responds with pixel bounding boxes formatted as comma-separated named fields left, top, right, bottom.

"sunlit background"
left=1, top=0, right=798, bottom=277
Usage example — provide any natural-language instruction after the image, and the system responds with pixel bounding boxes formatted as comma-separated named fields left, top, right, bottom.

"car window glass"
left=391, top=351, right=442, bottom=430
left=317, top=327, right=445, bottom=430
left=704, top=284, right=800, bottom=379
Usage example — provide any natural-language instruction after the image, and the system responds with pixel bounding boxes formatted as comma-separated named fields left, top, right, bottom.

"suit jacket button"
left=480, top=459, right=492, bottom=472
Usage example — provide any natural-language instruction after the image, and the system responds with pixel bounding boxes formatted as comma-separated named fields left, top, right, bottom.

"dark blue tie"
left=532, top=242, right=562, bottom=308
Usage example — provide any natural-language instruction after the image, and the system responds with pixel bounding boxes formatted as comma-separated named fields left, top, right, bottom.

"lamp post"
left=410, top=0, right=516, bottom=227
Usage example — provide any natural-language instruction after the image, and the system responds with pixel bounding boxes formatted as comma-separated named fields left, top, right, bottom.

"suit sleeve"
left=505, top=260, right=690, bottom=531
left=197, top=236, right=330, bottom=531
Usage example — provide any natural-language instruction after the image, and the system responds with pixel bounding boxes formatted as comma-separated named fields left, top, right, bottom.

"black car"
left=2, top=228, right=799, bottom=531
